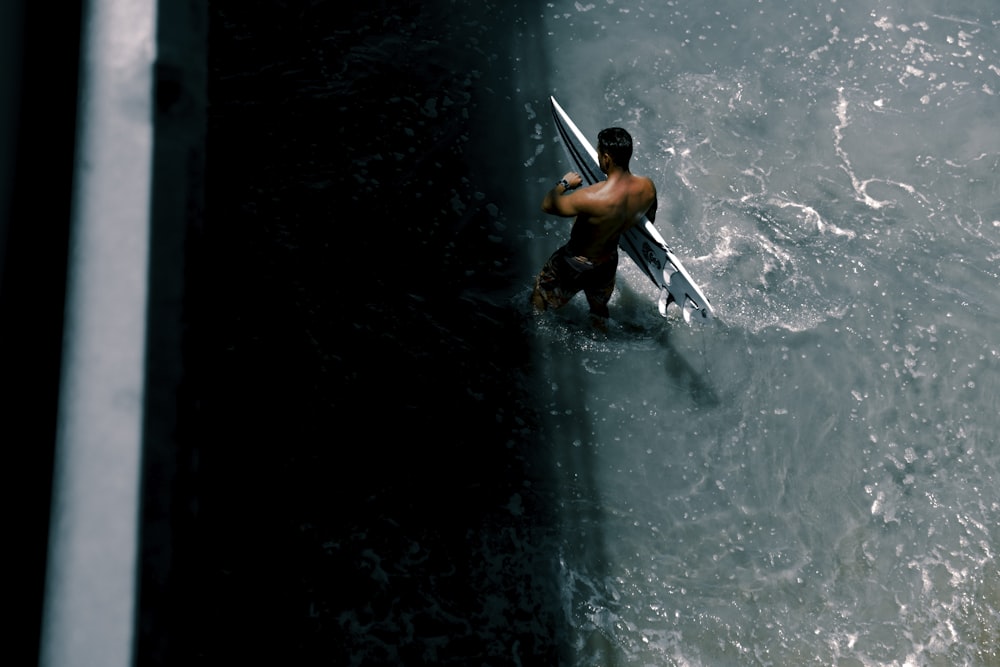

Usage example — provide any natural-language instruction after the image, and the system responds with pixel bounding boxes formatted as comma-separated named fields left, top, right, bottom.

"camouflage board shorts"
left=533, top=246, right=619, bottom=315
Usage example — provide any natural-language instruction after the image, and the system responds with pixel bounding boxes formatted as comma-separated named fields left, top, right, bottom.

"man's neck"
left=604, top=165, right=630, bottom=181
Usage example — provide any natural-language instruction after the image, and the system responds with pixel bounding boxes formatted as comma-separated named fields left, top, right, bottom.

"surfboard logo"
left=641, top=241, right=661, bottom=270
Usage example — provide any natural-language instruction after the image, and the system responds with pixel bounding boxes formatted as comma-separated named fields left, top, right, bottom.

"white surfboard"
left=550, top=96, right=716, bottom=323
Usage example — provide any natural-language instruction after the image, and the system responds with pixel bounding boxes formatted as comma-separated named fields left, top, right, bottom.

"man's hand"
left=543, top=171, right=588, bottom=216
left=560, top=171, right=583, bottom=190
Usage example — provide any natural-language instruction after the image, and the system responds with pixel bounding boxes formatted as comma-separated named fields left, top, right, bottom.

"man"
left=531, top=127, right=658, bottom=325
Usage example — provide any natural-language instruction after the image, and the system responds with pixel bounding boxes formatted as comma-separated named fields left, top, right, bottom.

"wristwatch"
left=558, top=178, right=571, bottom=190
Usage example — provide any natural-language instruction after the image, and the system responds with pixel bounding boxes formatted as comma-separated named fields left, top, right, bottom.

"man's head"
left=597, top=127, right=633, bottom=170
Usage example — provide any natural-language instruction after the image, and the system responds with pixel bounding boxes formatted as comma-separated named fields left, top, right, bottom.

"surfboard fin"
left=683, top=296, right=712, bottom=322
left=662, top=287, right=711, bottom=324
left=663, top=267, right=715, bottom=323
left=658, top=288, right=676, bottom=318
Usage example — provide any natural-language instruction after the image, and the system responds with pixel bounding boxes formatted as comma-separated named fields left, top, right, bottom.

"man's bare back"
left=544, top=170, right=657, bottom=259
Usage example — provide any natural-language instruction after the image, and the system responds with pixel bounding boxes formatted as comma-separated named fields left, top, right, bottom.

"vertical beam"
left=39, top=1, right=156, bottom=665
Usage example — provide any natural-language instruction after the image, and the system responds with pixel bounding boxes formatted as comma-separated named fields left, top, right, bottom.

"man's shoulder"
left=628, top=173, right=656, bottom=193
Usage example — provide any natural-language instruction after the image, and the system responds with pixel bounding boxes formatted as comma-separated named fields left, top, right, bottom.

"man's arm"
left=541, top=171, right=584, bottom=217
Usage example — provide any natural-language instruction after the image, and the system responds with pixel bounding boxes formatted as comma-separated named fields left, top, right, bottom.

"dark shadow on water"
left=150, top=1, right=574, bottom=666
left=610, top=278, right=721, bottom=408
left=656, top=325, right=722, bottom=409
left=529, top=329, right=621, bottom=666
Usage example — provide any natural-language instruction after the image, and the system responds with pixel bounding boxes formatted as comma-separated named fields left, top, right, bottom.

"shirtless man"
left=531, top=127, right=658, bottom=325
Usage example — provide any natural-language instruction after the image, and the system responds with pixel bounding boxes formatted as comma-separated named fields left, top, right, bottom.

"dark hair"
left=597, top=127, right=633, bottom=168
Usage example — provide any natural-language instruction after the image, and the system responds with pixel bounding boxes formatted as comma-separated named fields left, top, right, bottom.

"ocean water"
left=198, top=1, right=999, bottom=665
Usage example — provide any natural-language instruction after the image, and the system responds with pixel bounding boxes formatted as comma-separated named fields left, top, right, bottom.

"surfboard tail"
left=660, top=287, right=710, bottom=323
left=665, top=268, right=715, bottom=322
